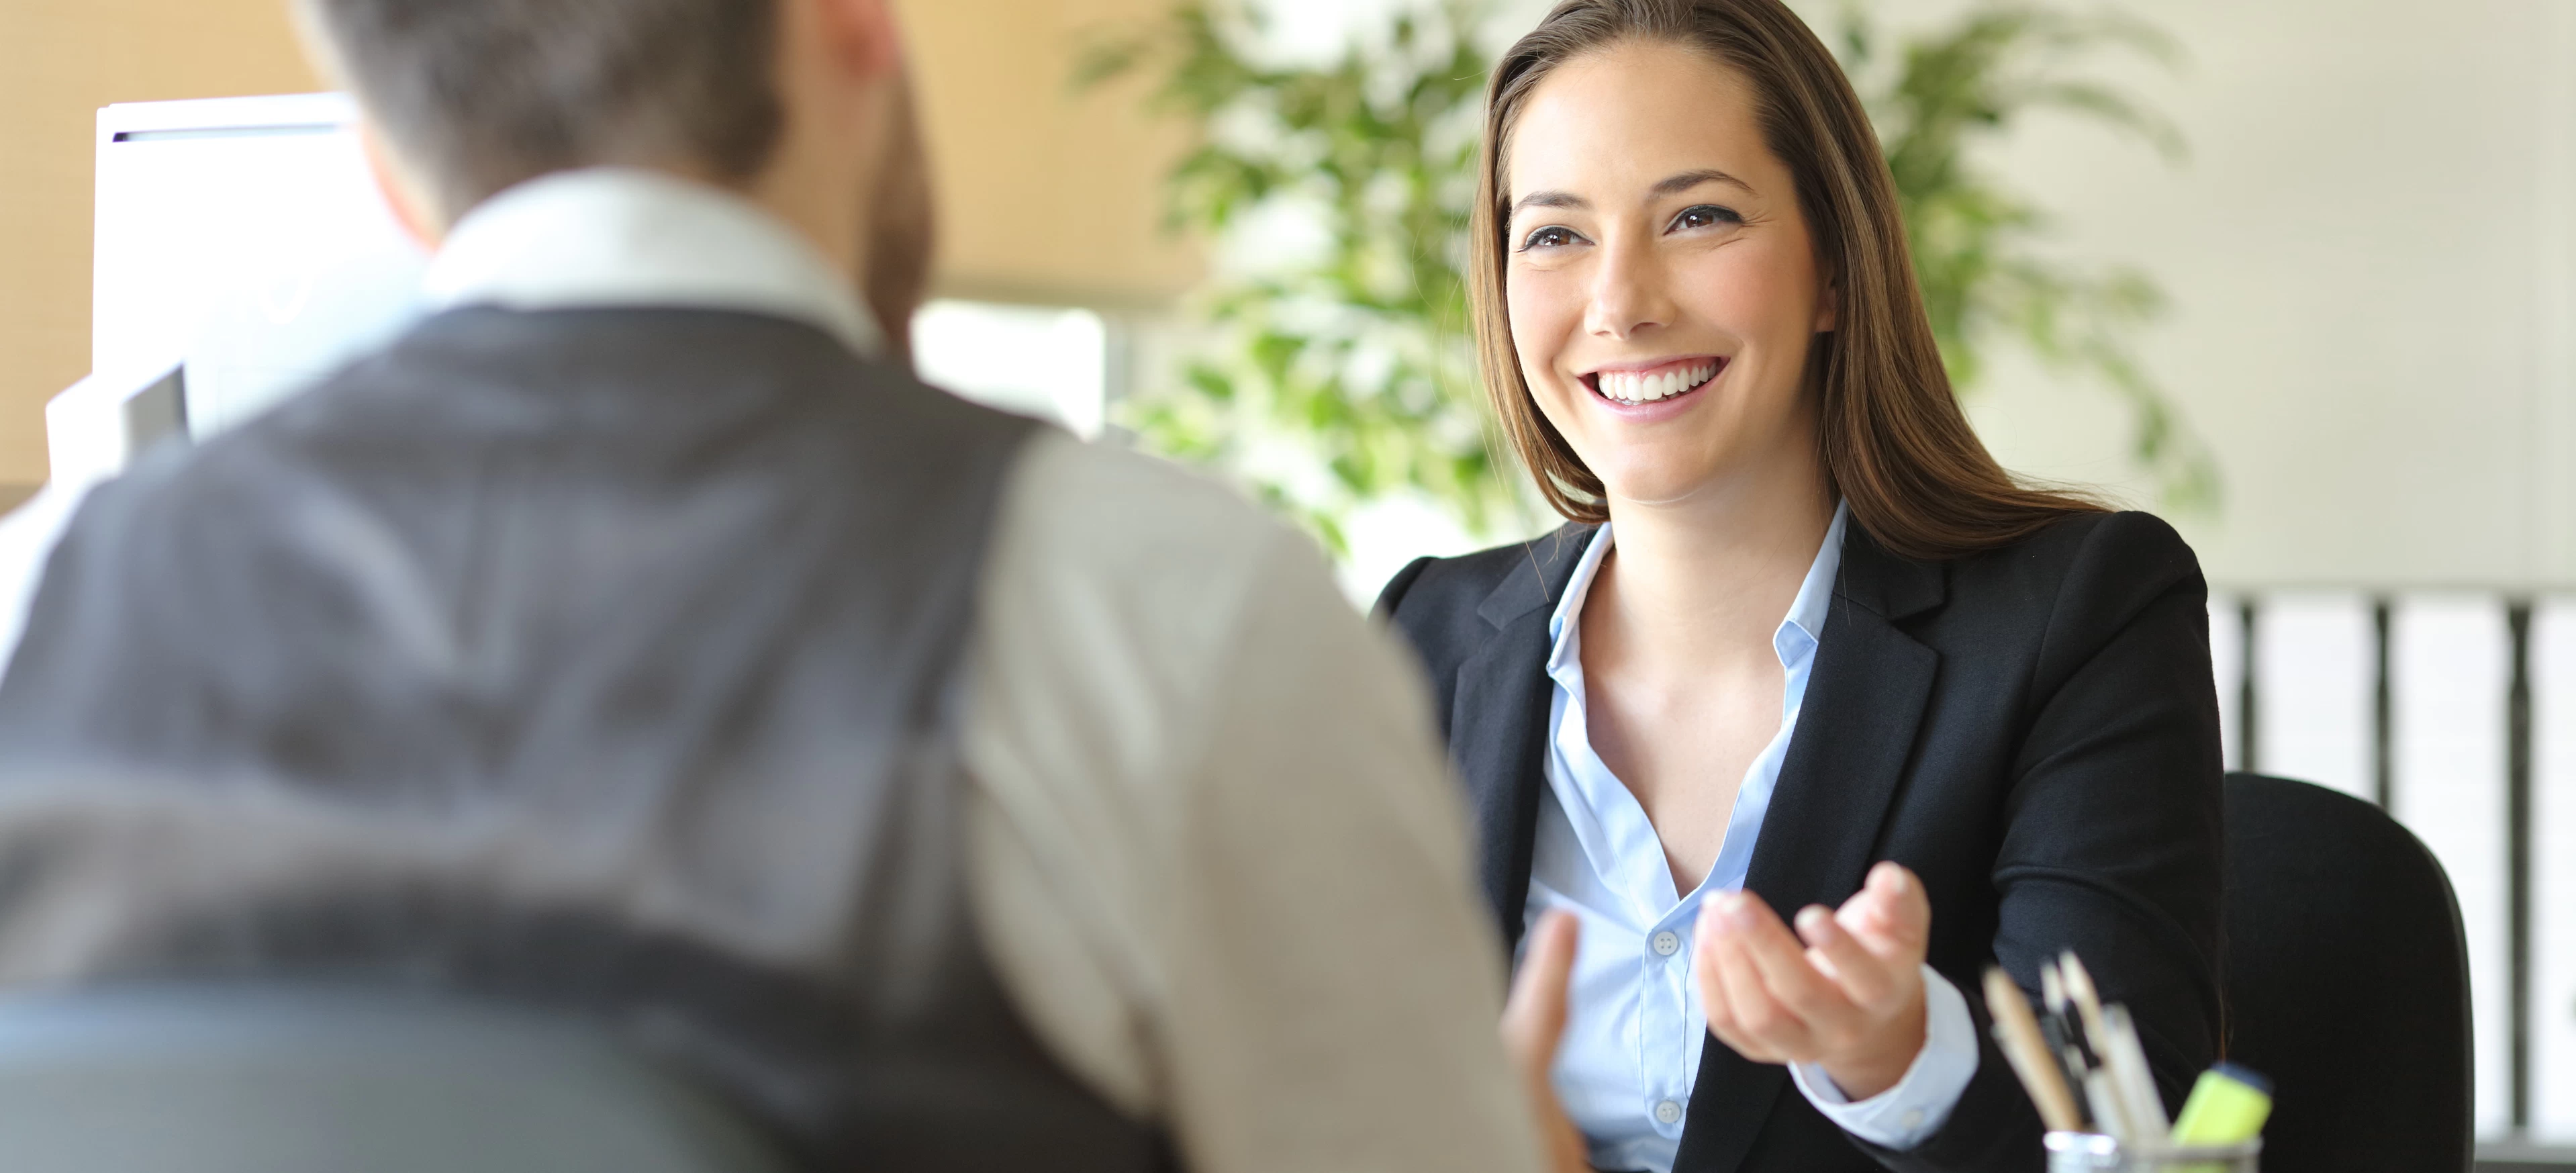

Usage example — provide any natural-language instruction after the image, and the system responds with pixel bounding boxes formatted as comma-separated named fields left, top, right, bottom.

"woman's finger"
left=1699, top=894, right=1818, bottom=1058
left=1694, top=914, right=1771, bottom=1059
left=1838, top=862, right=1931, bottom=964
left=1721, top=891, right=1860, bottom=1032
left=1795, top=904, right=1900, bottom=1009
left=1694, top=926, right=1784, bottom=1063
left=1695, top=914, right=1735, bottom=1027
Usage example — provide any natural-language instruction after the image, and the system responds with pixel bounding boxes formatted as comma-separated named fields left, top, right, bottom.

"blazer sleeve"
left=1870, top=513, right=2226, bottom=1173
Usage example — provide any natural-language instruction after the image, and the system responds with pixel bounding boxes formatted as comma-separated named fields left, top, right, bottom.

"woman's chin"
left=1593, top=469, right=1727, bottom=511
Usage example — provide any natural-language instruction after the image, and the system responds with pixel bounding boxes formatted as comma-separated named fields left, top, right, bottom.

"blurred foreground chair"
left=0, top=985, right=793, bottom=1173
left=2222, top=771, right=2473, bottom=1173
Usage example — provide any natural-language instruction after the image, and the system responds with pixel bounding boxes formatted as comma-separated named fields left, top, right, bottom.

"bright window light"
left=910, top=300, right=1109, bottom=440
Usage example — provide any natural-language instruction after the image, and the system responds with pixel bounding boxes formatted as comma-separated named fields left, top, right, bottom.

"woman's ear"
left=358, top=123, right=441, bottom=254
left=1814, top=279, right=1840, bottom=334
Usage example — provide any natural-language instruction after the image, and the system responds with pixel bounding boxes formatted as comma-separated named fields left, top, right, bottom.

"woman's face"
left=1504, top=40, right=1833, bottom=510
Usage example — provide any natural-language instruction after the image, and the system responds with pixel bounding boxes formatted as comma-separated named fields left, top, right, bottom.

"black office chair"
left=0, top=984, right=795, bottom=1173
left=2222, top=771, right=2474, bottom=1173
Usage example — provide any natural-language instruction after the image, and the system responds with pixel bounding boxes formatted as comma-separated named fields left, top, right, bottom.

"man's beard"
left=861, top=79, right=935, bottom=373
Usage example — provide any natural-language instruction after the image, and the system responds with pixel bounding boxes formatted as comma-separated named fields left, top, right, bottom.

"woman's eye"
left=1520, top=226, right=1583, bottom=251
left=1670, top=204, right=1744, bottom=232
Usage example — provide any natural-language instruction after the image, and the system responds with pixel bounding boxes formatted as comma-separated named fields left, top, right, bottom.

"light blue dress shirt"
left=1525, top=504, right=1979, bottom=1172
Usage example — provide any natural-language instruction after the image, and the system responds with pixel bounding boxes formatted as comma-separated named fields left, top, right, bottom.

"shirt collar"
left=1545, top=502, right=1852, bottom=684
left=1777, top=502, right=1850, bottom=665
left=420, top=167, right=887, bottom=360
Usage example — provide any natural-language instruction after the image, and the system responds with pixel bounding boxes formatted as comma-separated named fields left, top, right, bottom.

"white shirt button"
left=1654, top=1098, right=1685, bottom=1125
left=1901, top=1109, right=1925, bottom=1130
left=1651, top=931, right=1681, bottom=957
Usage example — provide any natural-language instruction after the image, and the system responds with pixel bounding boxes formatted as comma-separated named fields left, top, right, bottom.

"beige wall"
left=904, top=0, right=1201, bottom=308
left=0, top=0, right=1199, bottom=489
left=1939, top=0, right=2576, bottom=592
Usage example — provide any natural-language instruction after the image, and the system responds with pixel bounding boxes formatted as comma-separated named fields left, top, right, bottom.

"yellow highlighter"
left=2170, top=1062, right=2274, bottom=1147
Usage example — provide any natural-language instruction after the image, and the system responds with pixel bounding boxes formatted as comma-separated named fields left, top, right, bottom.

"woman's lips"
left=1584, top=357, right=1726, bottom=407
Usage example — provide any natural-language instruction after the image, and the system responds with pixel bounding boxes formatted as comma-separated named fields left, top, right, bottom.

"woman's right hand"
left=1501, top=909, right=1592, bottom=1173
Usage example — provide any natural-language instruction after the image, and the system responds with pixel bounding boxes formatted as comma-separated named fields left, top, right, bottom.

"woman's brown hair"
left=1471, top=0, right=2103, bottom=561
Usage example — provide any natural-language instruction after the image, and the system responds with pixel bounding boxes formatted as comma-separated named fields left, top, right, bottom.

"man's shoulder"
left=967, top=434, right=1394, bottom=801
left=989, top=436, right=1321, bottom=612
left=52, top=400, right=322, bottom=562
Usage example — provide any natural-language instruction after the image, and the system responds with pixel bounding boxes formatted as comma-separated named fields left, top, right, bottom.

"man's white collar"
left=422, top=167, right=888, bottom=360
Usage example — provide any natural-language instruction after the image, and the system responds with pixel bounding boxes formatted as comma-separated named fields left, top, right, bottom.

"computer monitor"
left=93, top=93, right=428, bottom=443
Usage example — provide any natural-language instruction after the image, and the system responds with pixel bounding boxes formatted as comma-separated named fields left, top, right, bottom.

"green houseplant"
left=1082, top=0, right=2216, bottom=557
left=1833, top=1, right=2217, bottom=511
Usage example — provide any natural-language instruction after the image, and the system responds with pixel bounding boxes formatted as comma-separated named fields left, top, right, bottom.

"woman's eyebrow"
left=1652, top=169, right=1754, bottom=197
left=1513, top=189, right=1588, bottom=213
left=1511, top=169, right=1756, bottom=215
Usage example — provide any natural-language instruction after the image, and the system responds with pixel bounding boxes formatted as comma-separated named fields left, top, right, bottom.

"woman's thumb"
left=1502, top=908, right=1581, bottom=1070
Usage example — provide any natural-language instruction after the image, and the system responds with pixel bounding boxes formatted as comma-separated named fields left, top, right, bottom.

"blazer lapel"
left=1451, top=526, right=1592, bottom=953
left=1672, top=526, right=1945, bottom=1173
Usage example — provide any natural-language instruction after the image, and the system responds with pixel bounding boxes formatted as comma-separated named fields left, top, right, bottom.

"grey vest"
left=0, top=308, right=1170, bottom=1172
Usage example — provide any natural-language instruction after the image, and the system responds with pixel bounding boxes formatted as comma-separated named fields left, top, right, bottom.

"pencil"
left=1983, top=966, right=2087, bottom=1132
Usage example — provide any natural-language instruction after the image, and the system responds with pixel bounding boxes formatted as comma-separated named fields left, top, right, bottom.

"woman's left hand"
left=1693, top=861, right=1931, bottom=1100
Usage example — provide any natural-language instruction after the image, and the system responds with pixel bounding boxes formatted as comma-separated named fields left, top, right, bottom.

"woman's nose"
left=1584, top=236, right=1674, bottom=341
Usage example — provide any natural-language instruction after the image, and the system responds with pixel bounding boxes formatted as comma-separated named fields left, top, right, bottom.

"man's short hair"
left=302, top=0, right=785, bottom=214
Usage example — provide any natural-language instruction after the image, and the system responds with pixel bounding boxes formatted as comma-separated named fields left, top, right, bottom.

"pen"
left=2102, top=1005, right=2174, bottom=1143
left=2085, top=1069, right=2133, bottom=1143
left=1983, top=966, right=2087, bottom=1133
left=2046, top=957, right=2121, bottom=1138
left=2039, top=1022, right=2095, bottom=1129
left=2037, top=963, right=2096, bottom=1119
left=2041, top=964, right=2092, bottom=1064
left=2060, top=953, right=2171, bottom=1146
left=2056, top=951, right=2111, bottom=1053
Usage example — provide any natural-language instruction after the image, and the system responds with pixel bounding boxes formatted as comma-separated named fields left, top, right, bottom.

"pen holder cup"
left=2046, top=1132, right=2260, bottom=1172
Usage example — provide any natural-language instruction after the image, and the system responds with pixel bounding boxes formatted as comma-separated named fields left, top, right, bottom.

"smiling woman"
left=1470, top=0, right=2098, bottom=561
left=1373, top=3, right=2227, bottom=1172
left=1496, top=41, right=1838, bottom=532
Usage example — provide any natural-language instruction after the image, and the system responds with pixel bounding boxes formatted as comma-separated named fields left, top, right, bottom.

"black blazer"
left=1376, top=511, right=2224, bottom=1173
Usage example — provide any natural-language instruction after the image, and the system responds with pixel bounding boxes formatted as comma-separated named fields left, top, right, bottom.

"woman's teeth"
left=1596, top=361, right=1718, bottom=406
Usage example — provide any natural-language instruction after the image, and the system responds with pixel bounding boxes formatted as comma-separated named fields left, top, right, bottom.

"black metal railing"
left=2223, top=591, right=2559, bottom=1153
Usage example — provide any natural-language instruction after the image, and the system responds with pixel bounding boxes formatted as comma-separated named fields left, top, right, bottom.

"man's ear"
left=290, top=1, right=436, bottom=248
left=357, top=123, right=442, bottom=253
left=807, top=0, right=906, bottom=81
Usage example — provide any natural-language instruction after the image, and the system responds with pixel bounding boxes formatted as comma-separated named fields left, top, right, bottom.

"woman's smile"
left=1581, top=356, right=1727, bottom=410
